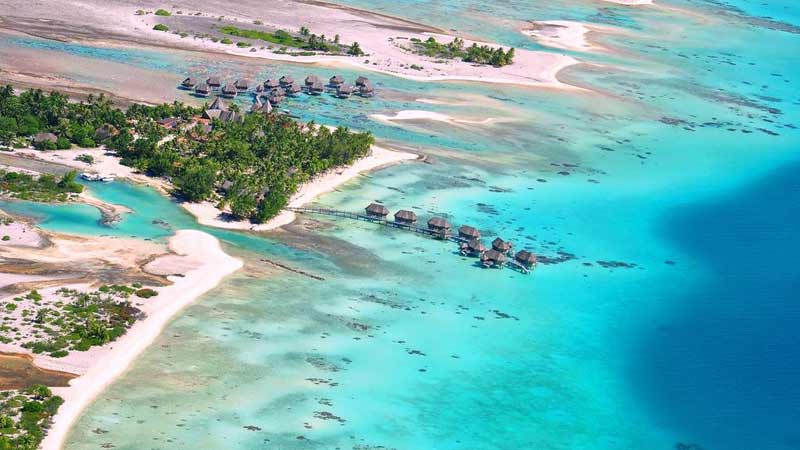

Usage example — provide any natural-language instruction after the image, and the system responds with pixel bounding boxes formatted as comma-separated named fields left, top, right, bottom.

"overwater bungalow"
left=427, top=217, right=452, bottom=238
left=394, top=209, right=418, bottom=226
left=194, top=83, right=211, bottom=97
left=481, top=249, right=506, bottom=268
left=358, top=81, right=375, bottom=98
left=206, top=76, right=221, bottom=89
left=492, top=237, right=512, bottom=254
left=285, top=82, right=302, bottom=96
left=279, top=75, right=294, bottom=87
left=458, top=225, right=481, bottom=241
left=365, top=203, right=390, bottom=219
left=329, top=75, right=344, bottom=87
left=234, top=79, right=250, bottom=91
left=355, top=76, right=369, bottom=86
left=220, top=84, right=238, bottom=98
left=32, top=132, right=57, bottom=145
left=460, top=238, right=486, bottom=256
left=264, top=78, right=280, bottom=90
left=305, top=75, right=321, bottom=87
left=514, top=250, right=538, bottom=269
left=336, top=85, right=354, bottom=98
left=309, top=80, right=325, bottom=95
left=180, top=77, right=197, bottom=89
left=267, top=90, right=284, bottom=106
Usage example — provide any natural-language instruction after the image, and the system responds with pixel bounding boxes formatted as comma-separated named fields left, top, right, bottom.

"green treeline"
left=412, top=37, right=514, bottom=67
left=0, top=86, right=374, bottom=223
left=0, top=170, right=83, bottom=202
left=0, top=385, right=63, bottom=450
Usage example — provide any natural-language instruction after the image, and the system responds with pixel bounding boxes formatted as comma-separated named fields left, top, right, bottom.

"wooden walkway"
left=287, top=207, right=534, bottom=274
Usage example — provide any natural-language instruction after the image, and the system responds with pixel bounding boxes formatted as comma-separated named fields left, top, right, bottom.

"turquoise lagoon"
left=0, top=0, right=798, bottom=449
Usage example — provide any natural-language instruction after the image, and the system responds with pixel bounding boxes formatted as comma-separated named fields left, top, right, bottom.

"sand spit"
left=601, top=0, right=653, bottom=5
left=183, top=145, right=418, bottom=231
left=36, top=230, right=242, bottom=450
left=522, top=21, right=617, bottom=53
left=371, top=110, right=508, bottom=128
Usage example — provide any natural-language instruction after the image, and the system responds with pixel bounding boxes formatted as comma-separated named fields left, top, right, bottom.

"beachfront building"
left=309, top=80, right=325, bottom=95
left=221, top=84, right=238, bottom=98
left=202, top=97, right=227, bottom=120
left=458, top=225, right=481, bottom=241
left=365, top=203, right=390, bottom=219
left=460, top=238, right=486, bottom=256
left=32, top=132, right=57, bottom=145
left=250, top=97, right=273, bottom=115
left=514, top=250, right=538, bottom=269
left=355, top=76, right=369, bottom=86
left=206, top=76, right=221, bottom=89
left=157, top=117, right=179, bottom=129
left=181, top=77, right=197, bottom=89
left=336, top=85, right=354, bottom=98
left=279, top=75, right=294, bottom=87
left=94, top=124, right=119, bottom=141
left=359, top=81, right=375, bottom=98
left=492, top=237, right=512, bottom=254
left=481, top=249, right=506, bottom=268
left=329, top=75, right=344, bottom=87
left=218, top=110, right=244, bottom=123
left=394, top=209, right=418, bottom=226
left=194, top=83, right=211, bottom=97
left=234, top=79, right=250, bottom=91
left=427, top=217, right=452, bottom=238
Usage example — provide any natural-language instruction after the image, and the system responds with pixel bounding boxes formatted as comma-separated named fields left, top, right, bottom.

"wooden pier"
left=287, top=207, right=534, bottom=274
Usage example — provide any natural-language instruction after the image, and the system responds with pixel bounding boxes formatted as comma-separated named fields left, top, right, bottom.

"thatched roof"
left=329, top=75, right=344, bottom=85
left=492, top=237, right=511, bottom=252
left=32, top=132, right=57, bottom=143
left=365, top=203, right=389, bottom=216
left=337, top=85, right=354, bottom=95
left=285, top=82, right=302, bottom=94
left=234, top=79, right=249, bottom=90
left=264, top=79, right=280, bottom=88
left=94, top=124, right=118, bottom=140
left=310, top=80, right=325, bottom=92
left=482, top=249, right=506, bottom=263
left=157, top=117, right=178, bottom=128
left=394, top=209, right=417, bottom=222
left=280, top=75, right=294, bottom=85
left=466, top=238, right=485, bottom=252
left=195, top=83, right=210, bottom=94
left=221, top=84, right=238, bottom=96
left=458, top=225, right=480, bottom=239
left=427, top=217, right=451, bottom=230
left=359, top=81, right=374, bottom=93
left=305, top=75, right=321, bottom=86
left=209, top=97, right=227, bottom=111
left=219, top=110, right=243, bottom=123
left=250, top=98, right=272, bottom=114
left=515, top=250, right=538, bottom=265
left=181, top=77, right=197, bottom=87
left=206, top=76, right=221, bottom=87
left=355, top=76, right=369, bottom=86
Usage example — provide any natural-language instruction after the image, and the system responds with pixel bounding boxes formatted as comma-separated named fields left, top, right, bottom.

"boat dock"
left=287, top=205, right=537, bottom=274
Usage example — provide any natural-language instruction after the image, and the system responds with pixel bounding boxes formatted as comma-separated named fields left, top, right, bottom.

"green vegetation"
left=220, top=38, right=233, bottom=45
left=154, top=8, right=171, bottom=16
left=1, top=236, right=9, bottom=241
left=134, top=288, right=158, bottom=299
left=1, top=86, right=373, bottom=223
left=0, top=286, right=147, bottom=358
left=236, top=41, right=250, bottom=48
left=0, top=170, right=83, bottom=202
left=75, top=154, right=94, bottom=164
left=0, top=386, right=63, bottom=450
left=348, top=41, right=364, bottom=56
left=410, top=37, right=514, bottom=67
left=153, top=23, right=169, bottom=32
left=216, top=25, right=346, bottom=53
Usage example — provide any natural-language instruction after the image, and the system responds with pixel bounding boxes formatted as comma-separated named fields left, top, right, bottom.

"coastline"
left=37, top=230, right=243, bottom=450
left=182, top=144, right=419, bottom=231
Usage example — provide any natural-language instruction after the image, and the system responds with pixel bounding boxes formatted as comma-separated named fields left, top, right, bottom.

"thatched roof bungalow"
left=394, top=209, right=417, bottom=225
left=285, top=82, right=302, bottom=95
left=279, top=75, right=294, bottom=86
left=32, top=132, right=57, bottom=144
left=234, top=79, right=250, bottom=91
left=427, top=217, right=451, bottom=238
left=220, top=84, right=238, bottom=98
left=458, top=225, right=481, bottom=240
left=194, top=83, right=211, bottom=97
left=329, top=75, right=344, bottom=86
left=218, top=110, right=244, bottom=123
left=209, top=97, right=227, bottom=111
left=355, top=76, right=369, bottom=86
left=264, top=79, right=280, bottom=89
left=365, top=203, right=390, bottom=218
left=305, top=75, right=321, bottom=87
left=492, top=237, right=512, bottom=254
left=250, top=97, right=273, bottom=115
left=94, top=124, right=119, bottom=141
left=515, top=250, right=538, bottom=267
left=336, top=85, right=354, bottom=98
left=181, top=77, right=197, bottom=89
left=309, top=80, right=325, bottom=95
left=358, top=81, right=375, bottom=98
left=460, top=238, right=486, bottom=256
left=481, top=249, right=506, bottom=267
left=206, top=76, right=221, bottom=88
left=157, top=117, right=179, bottom=129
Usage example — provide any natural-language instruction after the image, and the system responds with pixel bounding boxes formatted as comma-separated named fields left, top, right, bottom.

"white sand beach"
left=35, top=230, right=242, bottom=450
left=0, top=217, right=43, bottom=248
left=523, top=21, right=605, bottom=53
left=182, top=144, right=418, bottom=231
left=371, top=110, right=505, bottom=127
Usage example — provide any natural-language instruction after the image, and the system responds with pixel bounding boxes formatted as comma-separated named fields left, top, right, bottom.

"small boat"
left=100, top=176, right=115, bottom=183
left=80, top=173, right=100, bottom=181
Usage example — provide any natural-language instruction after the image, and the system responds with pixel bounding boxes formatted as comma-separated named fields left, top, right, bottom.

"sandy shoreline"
left=183, top=144, right=419, bottom=231
left=34, top=230, right=242, bottom=450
